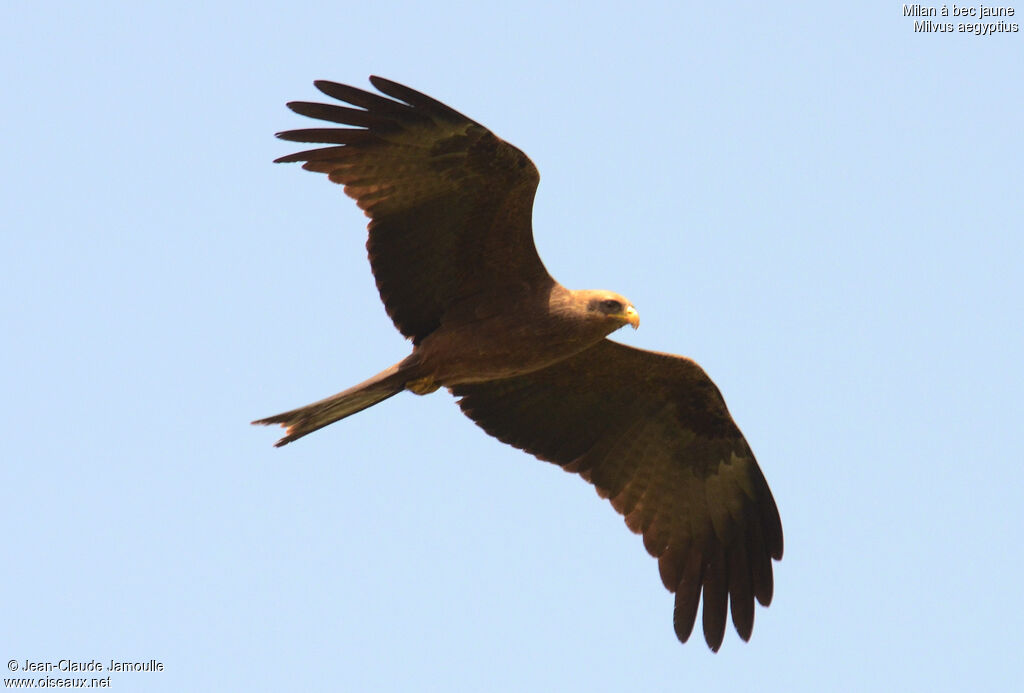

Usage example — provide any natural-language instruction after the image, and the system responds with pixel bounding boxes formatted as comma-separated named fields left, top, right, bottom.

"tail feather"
left=253, top=364, right=407, bottom=446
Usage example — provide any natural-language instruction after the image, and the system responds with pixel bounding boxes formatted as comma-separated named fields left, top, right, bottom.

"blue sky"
left=3, top=1, right=1022, bottom=691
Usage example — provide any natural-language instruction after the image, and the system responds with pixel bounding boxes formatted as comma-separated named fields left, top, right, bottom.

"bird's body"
left=413, top=286, right=639, bottom=385
left=254, top=77, right=783, bottom=651
left=260, top=283, right=637, bottom=435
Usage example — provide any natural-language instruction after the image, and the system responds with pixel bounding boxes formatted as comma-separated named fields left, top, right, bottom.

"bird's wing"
left=451, top=339, right=783, bottom=651
left=276, top=77, right=550, bottom=343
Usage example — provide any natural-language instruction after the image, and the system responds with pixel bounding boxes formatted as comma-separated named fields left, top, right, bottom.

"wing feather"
left=452, top=339, right=783, bottom=650
left=275, top=77, right=549, bottom=342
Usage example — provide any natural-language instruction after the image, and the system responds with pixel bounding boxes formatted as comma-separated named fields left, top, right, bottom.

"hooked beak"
left=624, top=305, right=640, bottom=329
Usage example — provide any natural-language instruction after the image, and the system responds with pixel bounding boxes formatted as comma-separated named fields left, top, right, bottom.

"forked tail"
left=253, top=364, right=408, bottom=446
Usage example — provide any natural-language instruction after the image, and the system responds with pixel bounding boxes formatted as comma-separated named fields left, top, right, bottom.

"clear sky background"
left=3, top=1, right=1022, bottom=691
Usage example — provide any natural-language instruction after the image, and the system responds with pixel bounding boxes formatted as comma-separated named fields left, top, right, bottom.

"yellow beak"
left=624, top=306, right=640, bottom=329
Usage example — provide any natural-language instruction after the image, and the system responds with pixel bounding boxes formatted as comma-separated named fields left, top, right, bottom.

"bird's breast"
left=409, top=313, right=603, bottom=386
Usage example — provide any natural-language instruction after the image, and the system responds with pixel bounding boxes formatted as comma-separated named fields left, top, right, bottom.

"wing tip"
left=367, top=74, right=390, bottom=90
left=313, top=78, right=338, bottom=92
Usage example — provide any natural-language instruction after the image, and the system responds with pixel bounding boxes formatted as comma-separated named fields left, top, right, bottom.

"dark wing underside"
left=452, top=339, right=783, bottom=651
left=276, top=76, right=551, bottom=343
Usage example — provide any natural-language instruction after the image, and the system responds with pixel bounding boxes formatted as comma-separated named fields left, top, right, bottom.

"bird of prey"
left=254, top=77, right=783, bottom=651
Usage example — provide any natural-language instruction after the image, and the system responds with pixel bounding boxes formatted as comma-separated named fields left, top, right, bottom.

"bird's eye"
left=601, top=299, right=622, bottom=312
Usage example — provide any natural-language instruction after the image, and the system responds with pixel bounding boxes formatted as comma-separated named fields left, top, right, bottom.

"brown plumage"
left=254, top=76, right=783, bottom=651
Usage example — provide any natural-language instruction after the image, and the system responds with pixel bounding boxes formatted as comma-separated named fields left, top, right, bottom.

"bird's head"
left=580, top=290, right=640, bottom=332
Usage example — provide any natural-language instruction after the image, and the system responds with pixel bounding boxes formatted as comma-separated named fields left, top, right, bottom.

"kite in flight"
left=254, top=77, right=783, bottom=651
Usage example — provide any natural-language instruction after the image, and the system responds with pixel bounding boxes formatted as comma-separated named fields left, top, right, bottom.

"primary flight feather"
left=254, top=76, right=783, bottom=651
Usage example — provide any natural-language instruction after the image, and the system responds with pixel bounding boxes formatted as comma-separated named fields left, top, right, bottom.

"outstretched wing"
left=452, top=339, right=783, bottom=651
left=276, top=76, right=551, bottom=343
